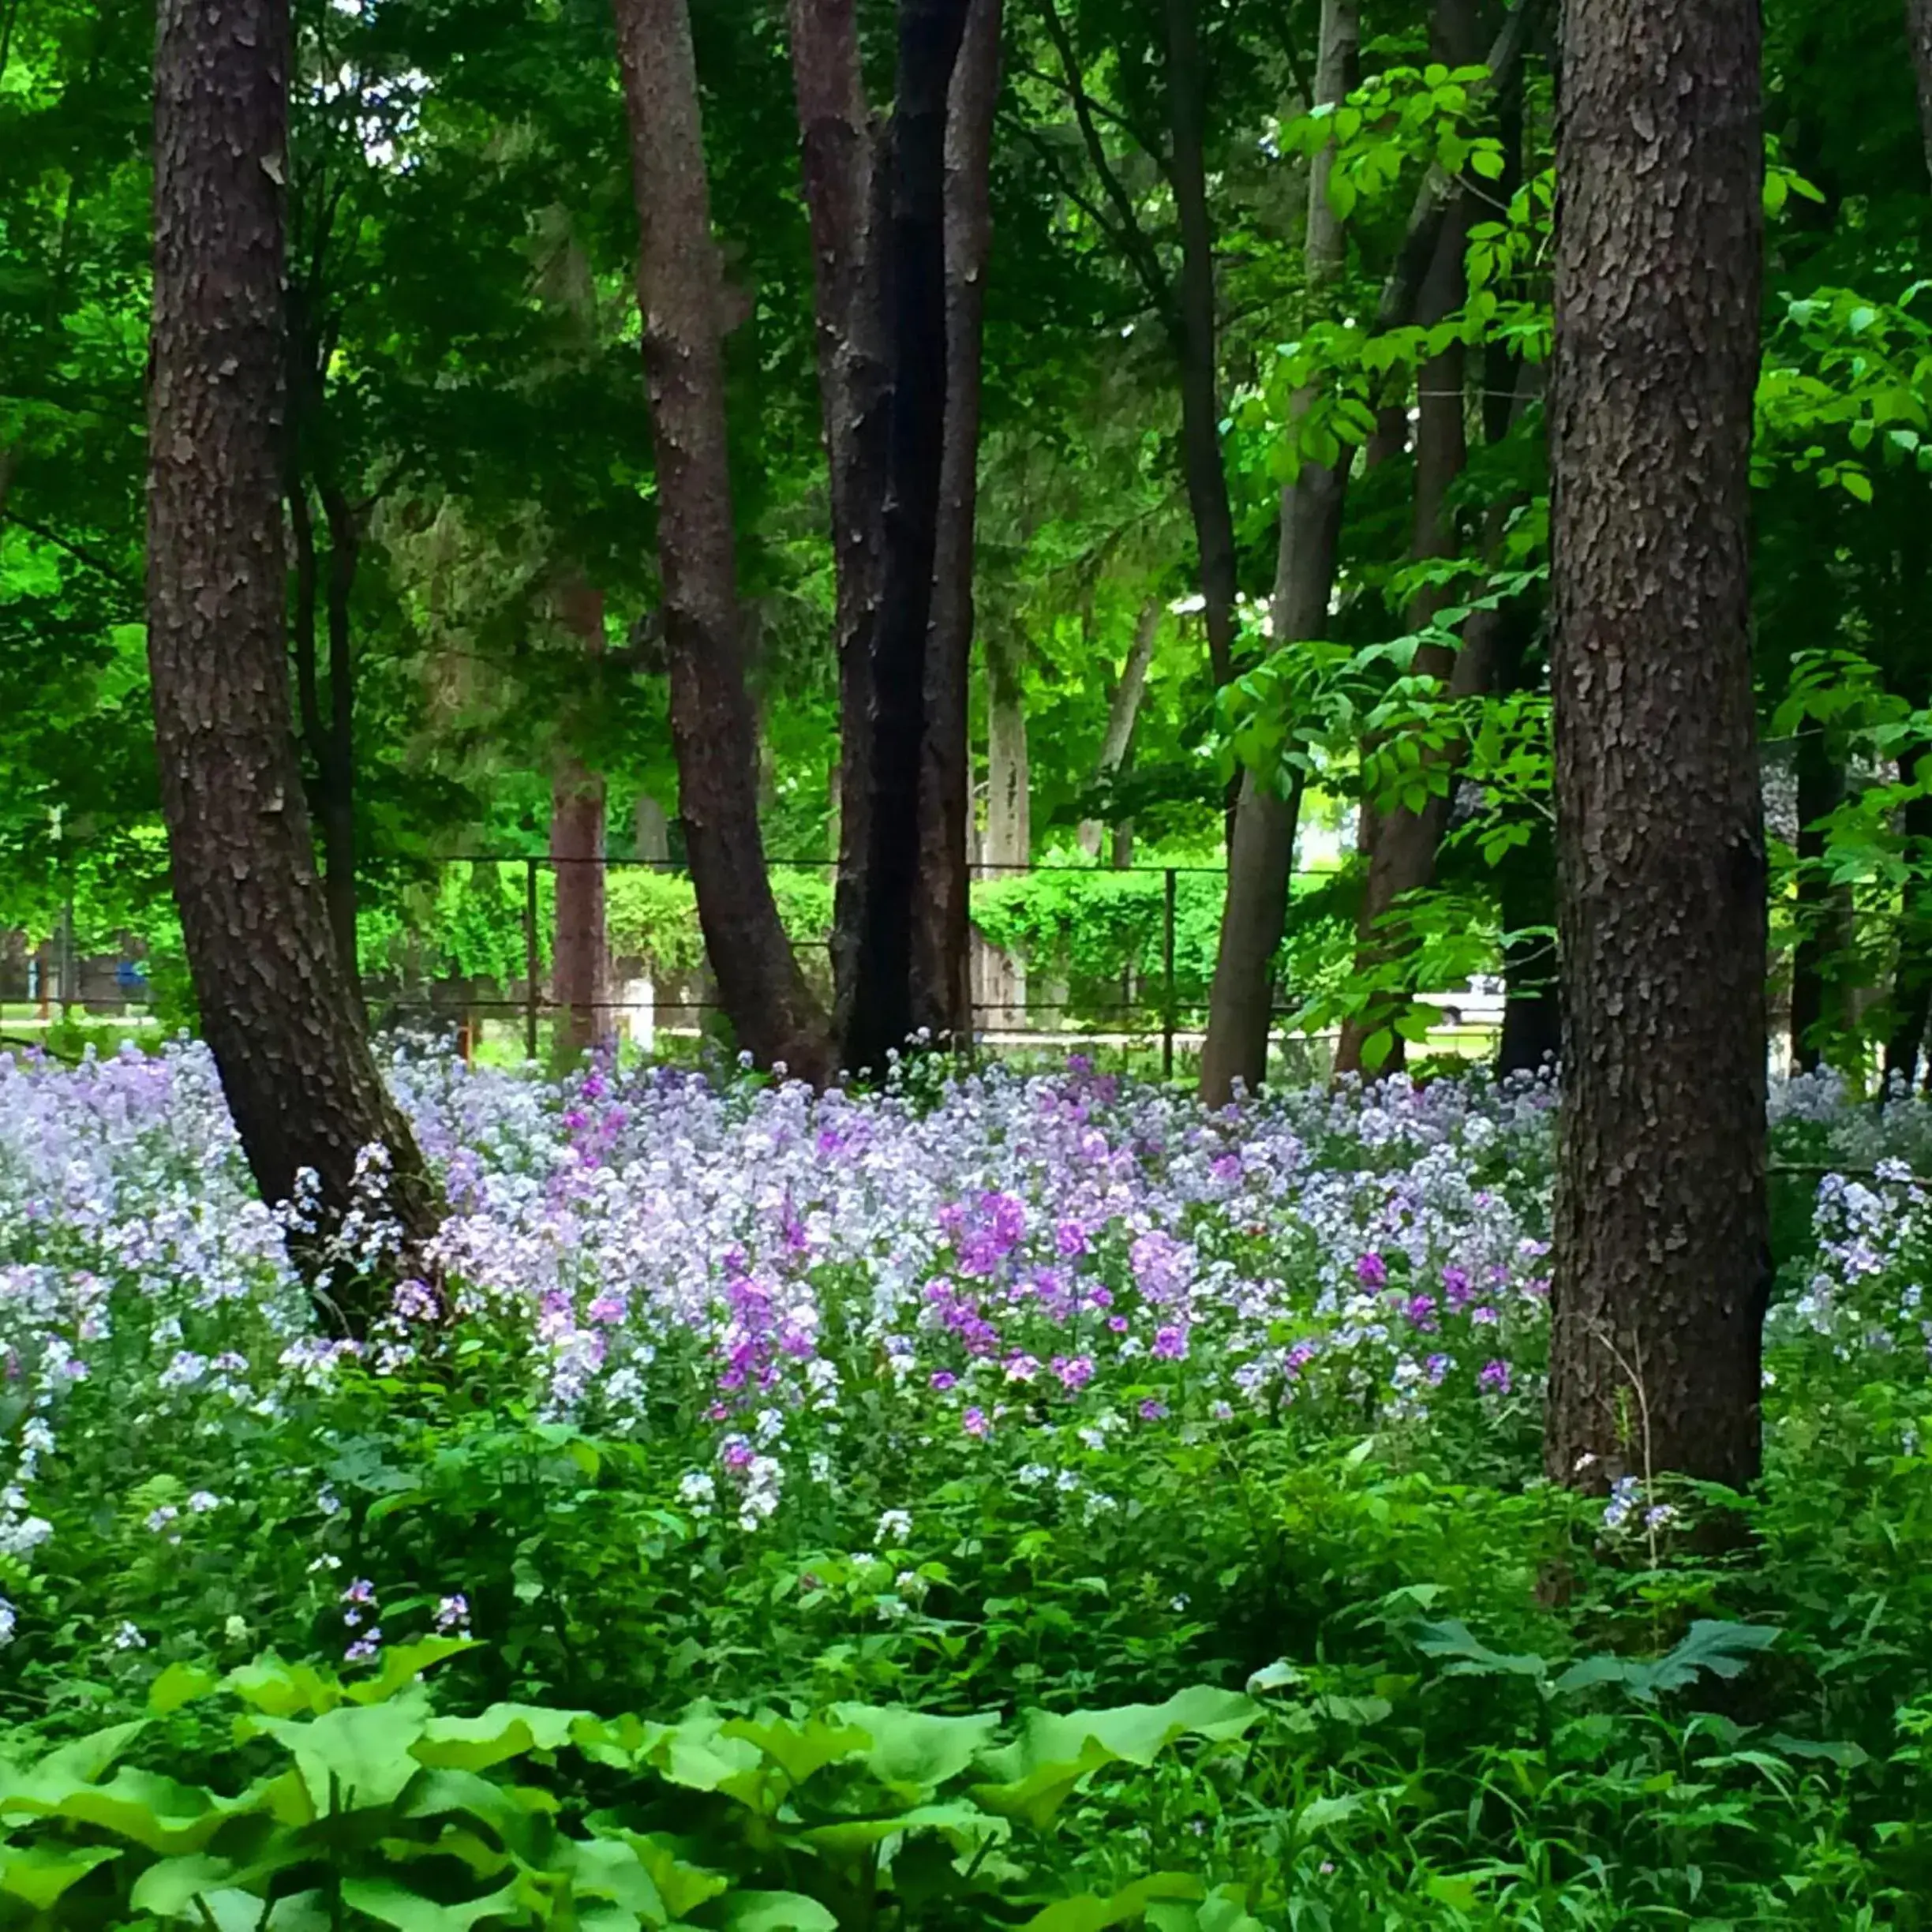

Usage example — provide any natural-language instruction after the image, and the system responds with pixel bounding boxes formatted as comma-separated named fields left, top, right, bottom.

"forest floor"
left=0, top=1044, right=1926, bottom=1927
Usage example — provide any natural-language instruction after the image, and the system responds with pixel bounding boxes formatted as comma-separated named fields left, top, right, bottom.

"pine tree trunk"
left=147, top=0, right=439, bottom=1306
left=1198, top=0, right=1355, bottom=1106
left=612, top=0, right=833, bottom=1083
left=912, top=0, right=1002, bottom=1046
left=1544, top=0, right=1769, bottom=1495
left=844, top=0, right=973, bottom=1075
left=552, top=578, right=612, bottom=1061
left=319, top=485, right=361, bottom=999
left=1163, top=0, right=1238, bottom=691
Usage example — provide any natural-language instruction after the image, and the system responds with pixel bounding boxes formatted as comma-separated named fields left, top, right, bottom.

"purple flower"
left=1055, top=1219, right=1091, bottom=1258
left=1356, top=1252, right=1388, bottom=1287
left=1403, top=1294, right=1439, bottom=1332
left=1153, top=1324, right=1189, bottom=1361
left=930, top=1370, right=958, bottom=1391
left=962, top=1406, right=990, bottom=1437
left=1479, top=1359, right=1511, bottom=1395
left=1138, top=1398, right=1170, bottom=1422
left=1425, top=1353, right=1451, bottom=1385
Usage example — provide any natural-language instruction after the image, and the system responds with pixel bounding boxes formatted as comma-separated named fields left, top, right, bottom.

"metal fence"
left=1, top=853, right=1506, bottom=1073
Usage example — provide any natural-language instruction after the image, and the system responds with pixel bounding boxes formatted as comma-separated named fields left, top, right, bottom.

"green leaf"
left=721, top=1713, right=871, bottom=1789
left=0, top=1842, right=123, bottom=1909
left=827, top=1705, right=1002, bottom=1794
left=150, top=1662, right=222, bottom=1715
left=339, top=1877, right=524, bottom=1931
left=586, top=1828, right=729, bottom=1922
left=801, top=1800, right=1008, bottom=1860
left=1415, top=1619, right=1549, bottom=1679
left=247, top=1694, right=432, bottom=1812
left=1024, top=1875, right=1204, bottom=1931
left=415, top=1702, right=590, bottom=1773
left=716, top=1892, right=839, bottom=1930
left=346, top=1638, right=484, bottom=1706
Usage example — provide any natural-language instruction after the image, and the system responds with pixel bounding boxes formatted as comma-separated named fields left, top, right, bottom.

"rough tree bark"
left=1544, top=0, right=1769, bottom=1494
left=551, top=577, right=613, bottom=1061
left=789, top=0, right=890, bottom=1035
left=912, top=0, right=1002, bottom=1046
left=1198, top=0, right=1356, bottom=1106
left=318, top=484, right=361, bottom=994
left=1078, top=599, right=1162, bottom=859
left=843, top=0, right=972, bottom=1074
left=147, top=0, right=438, bottom=1302
left=612, top=0, right=833, bottom=1081
left=1163, top=0, right=1239, bottom=690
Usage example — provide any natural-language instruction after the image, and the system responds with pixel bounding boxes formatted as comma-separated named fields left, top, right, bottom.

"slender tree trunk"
left=551, top=577, right=612, bottom=1061
left=912, top=0, right=1002, bottom=1046
left=1497, top=822, right=1560, bottom=1076
left=612, top=0, right=833, bottom=1081
left=1163, top=0, right=1238, bottom=691
left=1198, top=0, right=1356, bottom=1106
left=1788, top=723, right=1844, bottom=1073
left=318, top=484, right=361, bottom=998
left=845, top=0, right=972, bottom=1073
left=789, top=0, right=890, bottom=1033
left=635, top=794, right=672, bottom=866
left=1907, top=0, right=1932, bottom=185
left=1544, top=0, right=1769, bottom=1495
left=984, top=627, right=1030, bottom=869
left=148, top=0, right=438, bottom=1304
left=1079, top=598, right=1162, bottom=859
left=1885, top=744, right=1932, bottom=1088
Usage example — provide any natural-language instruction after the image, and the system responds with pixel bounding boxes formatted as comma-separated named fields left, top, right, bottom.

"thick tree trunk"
left=789, top=0, right=890, bottom=1032
left=1079, top=599, right=1161, bottom=859
left=1198, top=0, right=1356, bottom=1106
left=1163, top=0, right=1238, bottom=691
left=612, top=0, right=833, bottom=1082
left=147, top=0, right=438, bottom=1303
left=844, top=0, right=972, bottom=1074
left=552, top=578, right=612, bottom=1061
left=912, top=0, right=1002, bottom=1046
left=1544, top=0, right=1769, bottom=1495
left=1788, top=724, right=1843, bottom=1073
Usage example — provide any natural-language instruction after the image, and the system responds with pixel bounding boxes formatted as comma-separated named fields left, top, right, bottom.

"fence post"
left=1162, top=867, right=1178, bottom=1080
left=523, top=857, right=540, bottom=1063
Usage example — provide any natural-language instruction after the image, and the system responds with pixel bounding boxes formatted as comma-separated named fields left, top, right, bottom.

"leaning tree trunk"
left=551, top=577, right=613, bottom=1061
left=147, top=0, right=438, bottom=1307
left=318, top=484, right=362, bottom=998
left=1163, top=0, right=1239, bottom=692
left=1079, top=598, right=1162, bottom=859
left=912, top=0, right=1002, bottom=1047
left=1198, top=0, right=1356, bottom=1106
left=844, top=0, right=972, bottom=1075
left=612, top=0, right=833, bottom=1082
left=1544, top=0, right=1769, bottom=1495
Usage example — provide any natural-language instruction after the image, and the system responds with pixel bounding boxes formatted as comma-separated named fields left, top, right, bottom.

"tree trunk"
left=788, top=0, right=890, bottom=1034
left=1163, top=0, right=1238, bottom=691
left=1907, top=0, right=1932, bottom=185
left=1497, top=818, right=1560, bottom=1077
left=1198, top=0, right=1355, bottom=1106
left=552, top=577, right=612, bottom=1061
left=318, top=484, right=361, bottom=998
left=1885, top=745, right=1932, bottom=1088
left=912, top=0, right=1002, bottom=1046
left=984, top=626, right=1030, bottom=871
left=1332, top=201, right=1471, bottom=1077
left=635, top=793, right=672, bottom=866
left=1544, top=0, right=1769, bottom=1496
left=844, top=0, right=972, bottom=1075
left=147, top=0, right=438, bottom=1305
left=1079, top=598, right=1161, bottom=859
left=612, top=0, right=833, bottom=1082
left=1788, top=723, right=1843, bottom=1073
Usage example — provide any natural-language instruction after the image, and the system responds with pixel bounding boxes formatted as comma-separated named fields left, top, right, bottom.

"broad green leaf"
left=415, top=1702, right=590, bottom=1772
left=800, top=1800, right=1008, bottom=1860
left=1024, top=1875, right=1204, bottom=1931
left=721, top=1714, right=870, bottom=1788
left=0, top=1841, right=122, bottom=1910
left=346, top=1638, right=485, bottom=1707
left=225, top=1658, right=344, bottom=1719
left=716, top=1891, right=839, bottom=1930
left=150, top=1662, right=222, bottom=1715
left=339, top=1876, right=524, bottom=1931
left=248, top=1694, right=432, bottom=1812
left=133, top=1853, right=243, bottom=1916
left=827, top=1705, right=1001, bottom=1793
left=266, top=1890, right=333, bottom=1932
left=588, top=1829, right=729, bottom=1922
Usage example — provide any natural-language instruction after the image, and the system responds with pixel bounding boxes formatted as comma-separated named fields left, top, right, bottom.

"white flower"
left=110, top=1620, right=147, bottom=1652
left=0, top=1599, right=15, bottom=1647
left=875, top=1508, right=913, bottom=1543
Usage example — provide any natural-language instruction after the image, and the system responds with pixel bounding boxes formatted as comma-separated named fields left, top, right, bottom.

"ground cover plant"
left=2, top=1043, right=1931, bottom=1926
